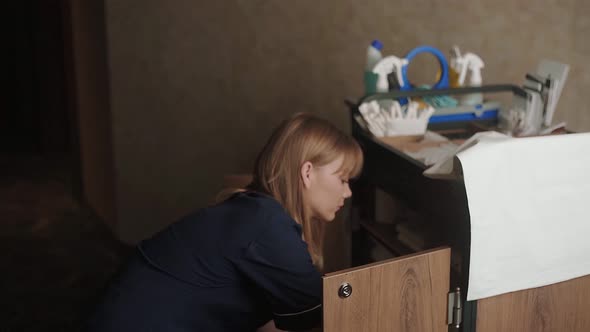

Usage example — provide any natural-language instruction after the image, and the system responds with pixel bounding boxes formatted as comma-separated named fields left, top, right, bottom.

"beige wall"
left=102, top=0, right=590, bottom=242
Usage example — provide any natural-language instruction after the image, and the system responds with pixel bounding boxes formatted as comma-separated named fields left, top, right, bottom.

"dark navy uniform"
left=88, top=192, right=322, bottom=331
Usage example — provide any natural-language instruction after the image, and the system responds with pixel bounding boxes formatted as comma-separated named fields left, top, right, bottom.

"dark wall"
left=2, top=1, right=69, bottom=156
left=65, top=0, right=117, bottom=227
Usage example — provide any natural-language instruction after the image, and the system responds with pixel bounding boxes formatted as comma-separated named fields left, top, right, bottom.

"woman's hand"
left=257, top=320, right=286, bottom=332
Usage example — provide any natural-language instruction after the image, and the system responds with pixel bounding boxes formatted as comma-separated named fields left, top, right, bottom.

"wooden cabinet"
left=328, top=111, right=590, bottom=331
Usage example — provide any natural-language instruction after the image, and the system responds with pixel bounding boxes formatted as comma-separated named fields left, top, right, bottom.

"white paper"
left=457, top=132, right=590, bottom=301
left=404, top=143, right=458, bottom=166
left=423, top=131, right=509, bottom=179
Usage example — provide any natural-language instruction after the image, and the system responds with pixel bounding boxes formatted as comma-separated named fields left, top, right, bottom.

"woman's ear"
left=300, top=161, right=313, bottom=189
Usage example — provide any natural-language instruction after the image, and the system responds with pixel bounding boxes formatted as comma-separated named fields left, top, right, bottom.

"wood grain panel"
left=323, top=247, right=450, bottom=332
left=476, top=274, right=590, bottom=332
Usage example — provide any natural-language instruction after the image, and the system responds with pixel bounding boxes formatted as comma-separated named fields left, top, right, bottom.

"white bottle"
left=456, top=53, right=485, bottom=105
left=365, top=40, right=383, bottom=71
left=462, top=59, right=484, bottom=106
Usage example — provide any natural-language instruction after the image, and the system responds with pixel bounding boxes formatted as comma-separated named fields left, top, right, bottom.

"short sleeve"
left=234, top=214, right=322, bottom=331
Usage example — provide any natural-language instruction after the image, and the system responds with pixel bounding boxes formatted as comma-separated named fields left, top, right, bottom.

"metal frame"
left=356, top=84, right=527, bottom=106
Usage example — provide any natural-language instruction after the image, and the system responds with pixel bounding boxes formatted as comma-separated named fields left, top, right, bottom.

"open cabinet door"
left=323, top=247, right=451, bottom=332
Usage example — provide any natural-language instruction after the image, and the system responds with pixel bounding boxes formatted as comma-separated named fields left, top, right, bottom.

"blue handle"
left=401, top=46, right=450, bottom=90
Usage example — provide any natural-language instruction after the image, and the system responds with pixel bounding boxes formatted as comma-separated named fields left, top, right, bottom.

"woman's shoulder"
left=219, top=191, right=298, bottom=230
left=222, top=191, right=283, bottom=213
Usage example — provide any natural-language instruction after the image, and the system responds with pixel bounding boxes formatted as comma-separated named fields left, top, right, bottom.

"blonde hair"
left=247, top=113, right=363, bottom=268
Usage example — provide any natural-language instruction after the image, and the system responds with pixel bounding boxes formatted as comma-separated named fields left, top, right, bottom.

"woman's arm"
left=235, top=211, right=322, bottom=331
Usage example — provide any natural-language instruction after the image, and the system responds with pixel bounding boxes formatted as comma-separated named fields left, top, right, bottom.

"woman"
left=88, top=113, right=363, bottom=331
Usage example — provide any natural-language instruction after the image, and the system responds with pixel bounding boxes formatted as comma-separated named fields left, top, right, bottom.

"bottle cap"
left=371, top=39, right=383, bottom=51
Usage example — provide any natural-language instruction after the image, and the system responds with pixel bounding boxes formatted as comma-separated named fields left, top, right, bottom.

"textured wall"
left=104, top=0, right=590, bottom=242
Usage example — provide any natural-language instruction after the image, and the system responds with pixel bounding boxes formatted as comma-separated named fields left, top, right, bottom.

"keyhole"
left=339, top=283, right=353, bottom=298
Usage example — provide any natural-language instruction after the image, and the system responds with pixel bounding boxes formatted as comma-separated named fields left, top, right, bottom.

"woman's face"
left=301, top=156, right=352, bottom=222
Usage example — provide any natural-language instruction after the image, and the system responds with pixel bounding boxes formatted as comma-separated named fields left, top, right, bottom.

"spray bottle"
left=456, top=52, right=485, bottom=105
left=372, top=56, right=408, bottom=92
left=448, top=46, right=463, bottom=88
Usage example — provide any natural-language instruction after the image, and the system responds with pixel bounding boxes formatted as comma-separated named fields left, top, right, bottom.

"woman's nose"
left=343, top=183, right=352, bottom=198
